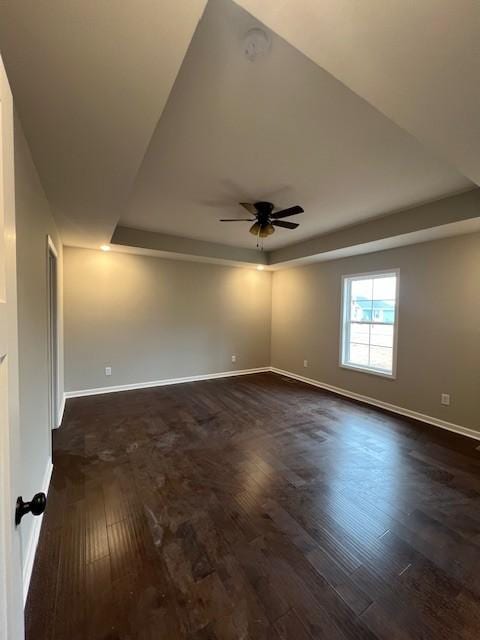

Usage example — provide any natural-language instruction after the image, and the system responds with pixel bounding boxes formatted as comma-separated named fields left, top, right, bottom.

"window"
left=340, top=270, right=399, bottom=377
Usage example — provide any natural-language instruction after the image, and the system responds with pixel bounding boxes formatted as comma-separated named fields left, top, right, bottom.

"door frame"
left=46, top=235, right=59, bottom=433
left=0, top=54, right=24, bottom=639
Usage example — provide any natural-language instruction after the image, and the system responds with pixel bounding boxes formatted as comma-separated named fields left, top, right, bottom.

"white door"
left=0, top=55, right=24, bottom=639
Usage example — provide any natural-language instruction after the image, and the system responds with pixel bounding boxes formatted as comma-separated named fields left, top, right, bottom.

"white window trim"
left=339, top=268, right=400, bottom=379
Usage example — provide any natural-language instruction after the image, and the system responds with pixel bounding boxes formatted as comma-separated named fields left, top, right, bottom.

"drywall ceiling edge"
left=269, top=188, right=480, bottom=264
left=111, top=225, right=269, bottom=265
left=109, top=188, right=480, bottom=268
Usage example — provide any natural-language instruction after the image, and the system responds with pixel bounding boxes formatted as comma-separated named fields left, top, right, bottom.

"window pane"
left=350, top=323, right=370, bottom=345
left=370, top=324, right=393, bottom=347
left=373, top=276, right=396, bottom=300
left=351, top=278, right=372, bottom=301
left=342, top=272, right=398, bottom=375
left=371, top=300, right=395, bottom=323
left=369, top=346, right=393, bottom=372
left=348, top=342, right=369, bottom=367
left=351, top=298, right=371, bottom=321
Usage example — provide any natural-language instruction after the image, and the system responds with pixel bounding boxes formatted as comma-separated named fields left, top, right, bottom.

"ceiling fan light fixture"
left=259, top=223, right=275, bottom=238
left=249, top=222, right=261, bottom=235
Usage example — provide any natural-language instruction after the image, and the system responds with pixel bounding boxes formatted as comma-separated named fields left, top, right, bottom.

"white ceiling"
left=0, top=0, right=478, bottom=259
left=235, top=0, right=480, bottom=185
left=123, top=0, right=470, bottom=250
left=0, top=0, right=207, bottom=246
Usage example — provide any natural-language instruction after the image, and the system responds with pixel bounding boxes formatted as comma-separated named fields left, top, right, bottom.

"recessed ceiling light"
left=257, top=265, right=265, bottom=271
left=100, top=245, right=110, bottom=252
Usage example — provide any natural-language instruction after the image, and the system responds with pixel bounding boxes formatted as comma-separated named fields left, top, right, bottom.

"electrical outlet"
left=105, top=366, right=112, bottom=376
left=441, top=393, right=450, bottom=406
left=231, top=355, right=236, bottom=363
left=303, top=359, right=308, bottom=368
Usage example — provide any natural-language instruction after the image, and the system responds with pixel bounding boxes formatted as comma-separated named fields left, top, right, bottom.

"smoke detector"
left=243, top=28, right=271, bottom=62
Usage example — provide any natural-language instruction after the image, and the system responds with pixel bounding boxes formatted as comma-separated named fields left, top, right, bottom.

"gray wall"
left=64, top=248, right=272, bottom=391
left=14, top=113, right=64, bottom=564
left=63, top=233, right=479, bottom=432
left=271, top=233, right=480, bottom=431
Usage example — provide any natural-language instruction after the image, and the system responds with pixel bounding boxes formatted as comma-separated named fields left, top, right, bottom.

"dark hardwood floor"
left=26, top=372, right=480, bottom=639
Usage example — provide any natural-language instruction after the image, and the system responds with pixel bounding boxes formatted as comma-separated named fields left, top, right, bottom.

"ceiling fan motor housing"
left=254, top=201, right=274, bottom=223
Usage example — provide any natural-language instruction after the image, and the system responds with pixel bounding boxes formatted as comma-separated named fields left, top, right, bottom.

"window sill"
left=340, top=362, right=396, bottom=380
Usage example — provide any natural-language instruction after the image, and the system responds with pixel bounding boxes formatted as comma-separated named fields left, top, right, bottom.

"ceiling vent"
left=243, top=28, right=271, bottom=62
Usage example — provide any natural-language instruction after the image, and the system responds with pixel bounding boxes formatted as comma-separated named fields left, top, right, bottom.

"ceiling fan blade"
left=239, top=202, right=257, bottom=214
left=272, top=220, right=299, bottom=230
left=271, top=205, right=304, bottom=219
left=219, top=218, right=254, bottom=222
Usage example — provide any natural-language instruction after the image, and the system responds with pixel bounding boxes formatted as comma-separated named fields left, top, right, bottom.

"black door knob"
left=15, top=493, right=47, bottom=526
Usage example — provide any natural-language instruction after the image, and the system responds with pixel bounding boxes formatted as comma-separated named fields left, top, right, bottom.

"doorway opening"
left=46, top=236, right=59, bottom=431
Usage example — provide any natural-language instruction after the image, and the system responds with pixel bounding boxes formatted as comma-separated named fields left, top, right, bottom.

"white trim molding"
left=22, top=457, right=53, bottom=605
left=64, top=367, right=270, bottom=399
left=46, top=234, right=61, bottom=431
left=62, top=365, right=479, bottom=442
left=55, top=394, right=66, bottom=429
left=270, top=367, right=480, bottom=442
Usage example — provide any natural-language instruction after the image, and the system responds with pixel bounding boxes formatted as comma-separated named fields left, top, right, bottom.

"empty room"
left=0, top=1, right=479, bottom=639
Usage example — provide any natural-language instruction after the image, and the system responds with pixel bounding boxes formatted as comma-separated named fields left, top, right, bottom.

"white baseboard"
left=270, top=367, right=480, bottom=442
left=64, top=367, right=270, bottom=399
left=23, top=457, right=53, bottom=605
left=62, top=365, right=479, bottom=442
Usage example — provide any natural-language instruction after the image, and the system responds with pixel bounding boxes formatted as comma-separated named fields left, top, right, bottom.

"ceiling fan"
left=220, top=201, right=304, bottom=247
